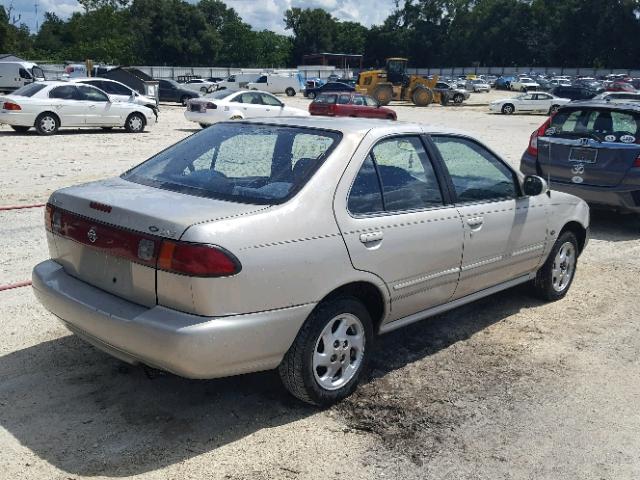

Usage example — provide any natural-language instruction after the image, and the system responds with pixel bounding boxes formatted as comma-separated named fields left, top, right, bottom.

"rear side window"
left=337, top=94, right=351, bottom=104
left=49, top=85, right=80, bottom=100
left=432, top=136, right=516, bottom=202
left=348, top=136, right=443, bottom=214
left=11, top=83, right=46, bottom=97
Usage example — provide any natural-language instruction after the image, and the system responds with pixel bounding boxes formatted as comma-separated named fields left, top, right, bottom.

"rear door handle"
left=360, top=231, right=384, bottom=244
left=466, top=216, right=484, bottom=228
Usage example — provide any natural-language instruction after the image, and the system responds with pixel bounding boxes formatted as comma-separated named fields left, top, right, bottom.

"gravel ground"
left=1, top=90, right=639, bottom=480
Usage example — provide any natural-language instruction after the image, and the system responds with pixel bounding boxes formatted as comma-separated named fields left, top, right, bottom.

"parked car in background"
left=309, top=92, right=397, bottom=119
left=71, top=78, right=159, bottom=118
left=495, top=76, right=515, bottom=90
left=593, top=91, right=640, bottom=103
left=434, top=81, right=470, bottom=104
left=521, top=102, right=640, bottom=214
left=550, top=86, right=599, bottom=101
left=490, top=92, right=570, bottom=115
left=214, top=73, right=261, bottom=91
left=606, top=82, right=636, bottom=93
left=574, top=79, right=605, bottom=93
left=0, top=61, right=45, bottom=93
left=184, top=89, right=308, bottom=127
left=467, top=79, right=490, bottom=93
left=180, top=78, right=217, bottom=94
left=550, top=78, right=572, bottom=88
left=0, top=81, right=155, bottom=135
left=247, top=73, right=304, bottom=96
left=510, top=77, right=540, bottom=92
left=304, top=81, right=355, bottom=99
left=33, top=117, right=589, bottom=406
left=158, top=79, right=200, bottom=106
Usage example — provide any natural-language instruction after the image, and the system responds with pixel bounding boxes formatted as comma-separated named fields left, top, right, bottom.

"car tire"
left=34, top=112, right=59, bottom=135
left=278, top=296, right=373, bottom=406
left=124, top=112, right=146, bottom=133
left=373, top=85, right=394, bottom=106
left=453, top=93, right=464, bottom=104
left=285, top=87, right=296, bottom=97
left=549, top=105, right=560, bottom=115
left=532, top=231, right=579, bottom=302
left=229, top=115, right=242, bottom=120
left=11, top=125, right=30, bottom=133
left=180, top=95, right=190, bottom=107
left=411, top=86, right=433, bottom=106
left=502, top=103, right=515, bottom=115
left=307, top=91, right=316, bottom=99
left=521, top=87, right=527, bottom=93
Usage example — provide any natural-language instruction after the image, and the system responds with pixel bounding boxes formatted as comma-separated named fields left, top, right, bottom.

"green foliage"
left=1, top=0, right=639, bottom=68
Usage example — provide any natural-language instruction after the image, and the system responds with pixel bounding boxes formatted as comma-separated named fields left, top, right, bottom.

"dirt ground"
left=1, top=90, right=639, bottom=480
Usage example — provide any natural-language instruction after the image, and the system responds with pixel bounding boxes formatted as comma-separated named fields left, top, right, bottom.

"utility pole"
left=34, top=0, right=39, bottom=31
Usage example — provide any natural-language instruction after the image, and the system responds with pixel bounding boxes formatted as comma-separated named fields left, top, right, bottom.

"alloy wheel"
left=551, top=242, right=575, bottom=292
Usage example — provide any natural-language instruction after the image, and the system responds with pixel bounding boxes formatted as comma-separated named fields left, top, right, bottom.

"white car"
left=181, top=78, right=216, bottom=94
left=468, top=79, right=491, bottom=92
left=70, top=78, right=158, bottom=117
left=0, top=81, right=156, bottom=135
left=510, top=77, right=540, bottom=92
left=184, top=89, right=309, bottom=127
left=490, top=92, right=570, bottom=115
left=593, top=91, right=640, bottom=103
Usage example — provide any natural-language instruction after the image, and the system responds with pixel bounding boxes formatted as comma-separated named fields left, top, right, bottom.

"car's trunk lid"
left=48, top=177, right=268, bottom=306
left=537, top=107, right=640, bottom=187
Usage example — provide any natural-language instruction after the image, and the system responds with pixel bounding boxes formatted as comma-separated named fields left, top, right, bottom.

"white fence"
left=39, top=63, right=640, bottom=81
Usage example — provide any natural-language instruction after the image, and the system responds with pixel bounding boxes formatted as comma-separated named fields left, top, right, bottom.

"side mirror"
left=523, top=175, right=547, bottom=196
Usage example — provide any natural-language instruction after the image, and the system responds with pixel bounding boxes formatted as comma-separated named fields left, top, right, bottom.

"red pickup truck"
left=309, top=92, right=397, bottom=120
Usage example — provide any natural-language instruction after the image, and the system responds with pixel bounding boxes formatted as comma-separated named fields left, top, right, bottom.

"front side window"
left=260, top=93, right=281, bottom=106
left=19, top=68, right=32, bottom=79
left=78, top=85, right=109, bottom=102
left=49, top=85, right=80, bottom=100
left=255, top=76, right=267, bottom=83
left=123, top=123, right=341, bottom=204
left=432, top=136, right=516, bottom=202
left=364, top=96, right=378, bottom=107
left=353, top=95, right=365, bottom=106
left=106, top=81, right=132, bottom=96
left=337, top=94, right=351, bottom=104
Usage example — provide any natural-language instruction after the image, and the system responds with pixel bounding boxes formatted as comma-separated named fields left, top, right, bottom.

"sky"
left=2, top=0, right=396, bottom=32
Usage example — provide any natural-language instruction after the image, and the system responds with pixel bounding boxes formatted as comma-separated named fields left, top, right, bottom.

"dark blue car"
left=520, top=101, right=640, bottom=214
left=304, top=81, right=355, bottom=99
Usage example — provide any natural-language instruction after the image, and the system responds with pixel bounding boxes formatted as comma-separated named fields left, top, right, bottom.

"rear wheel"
left=502, top=103, right=515, bottom=115
left=34, top=112, right=59, bottom=135
left=124, top=112, right=146, bottom=133
left=532, top=231, right=578, bottom=301
left=372, top=85, right=393, bottom=106
left=279, top=297, right=373, bottom=406
left=11, top=125, right=30, bottom=133
left=285, top=87, right=296, bottom=97
left=411, top=86, right=433, bottom=106
left=307, top=91, right=316, bottom=99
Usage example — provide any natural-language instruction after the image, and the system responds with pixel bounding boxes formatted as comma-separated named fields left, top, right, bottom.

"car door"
left=76, top=84, right=118, bottom=126
left=47, top=85, right=86, bottom=126
left=231, top=92, right=263, bottom=117
left=430, top=135, right=548, bottom=299
left=158, top=80, right=176, bottom=101
left=259, top=92, right=284, bottom=117
left=351, top=94, right=368, bottom=117
left=334, top=134, right=464, bottom=323
left=531, top=93, right=551, bottom=112
left=334, top=93, right=352, bottom=116
left=517, top=93, right=536, bottom=111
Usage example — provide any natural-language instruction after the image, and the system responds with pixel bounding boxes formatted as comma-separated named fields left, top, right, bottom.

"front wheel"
left=279, top=297, right=373, bottom=406
left=532, top=231, right=578, bottom=301
left=453, top=93, right=464, bottom=104
left=124, top=112, right=146, bottom=133
left=285, top=87, right=296, bottom=97
left=502, top=103, right=515, bottom=115
left=307, top=91, right=316, bottom=99
left=180, top=95, right=190, bottom=107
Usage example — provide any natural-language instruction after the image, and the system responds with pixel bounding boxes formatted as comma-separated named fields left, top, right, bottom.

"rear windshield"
left=123, top=123, right=342, bottom=204
left=203, top=89, right=237, bottom=100
left=11, top=83, right=46, bottom=97
left=549, top=108, right=640, bottom=141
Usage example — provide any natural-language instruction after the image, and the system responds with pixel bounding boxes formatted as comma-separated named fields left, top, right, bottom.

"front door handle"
left=360, top=231, right=384, bottom=244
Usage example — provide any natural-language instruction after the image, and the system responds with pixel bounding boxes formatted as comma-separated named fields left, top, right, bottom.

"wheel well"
left=560, top=221, right=587, bottom=254
left=35, top=111, right=60, bottom=126
left=128, top=111, right=147, bottom=123
left=320, top=282, right=386, bottom=334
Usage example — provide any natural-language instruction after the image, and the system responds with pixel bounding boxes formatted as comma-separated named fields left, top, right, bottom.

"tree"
left=284, top=8, right=337, bottom=63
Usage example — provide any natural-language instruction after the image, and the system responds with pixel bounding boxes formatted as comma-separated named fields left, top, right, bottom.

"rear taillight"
left=46, top=205, right=241, bottom=277
left=158, top=241, right=240, bottom=277
left=3, top=101, right=21, bottom=111
left=527, top=117, right=553, bottom=157
left=633, top=155, right=640, bottom=168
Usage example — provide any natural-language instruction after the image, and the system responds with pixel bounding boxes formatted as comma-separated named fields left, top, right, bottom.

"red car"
left=606, top=82, right=636, bottom=93
left=309, top=92, right=397, bottom=120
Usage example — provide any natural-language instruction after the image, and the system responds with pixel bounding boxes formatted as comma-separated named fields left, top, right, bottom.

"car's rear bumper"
left=0, top=111, right=35, bottom=126
left=184, top=110, right=223, bottom=125
left=32, top=260, right=314, bottom=379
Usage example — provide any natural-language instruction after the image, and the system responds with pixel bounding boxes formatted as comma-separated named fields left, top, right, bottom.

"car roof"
left=241, top=116, right=466, bottom=137
left=559, top=100, right=640, bottom=112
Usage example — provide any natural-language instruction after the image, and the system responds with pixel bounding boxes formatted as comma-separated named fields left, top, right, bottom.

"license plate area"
left=569, top=147, right=597, bottom=164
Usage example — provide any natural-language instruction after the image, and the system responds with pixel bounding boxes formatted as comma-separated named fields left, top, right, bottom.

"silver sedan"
left=33, top=118, right=589, bottom=405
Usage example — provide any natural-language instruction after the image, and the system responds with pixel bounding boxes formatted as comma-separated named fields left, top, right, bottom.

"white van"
left=247, top=73, right=305, bottom=96
left=0, top=61, right=45, bottom=93
left=215, top=73, right=261, bottom=91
